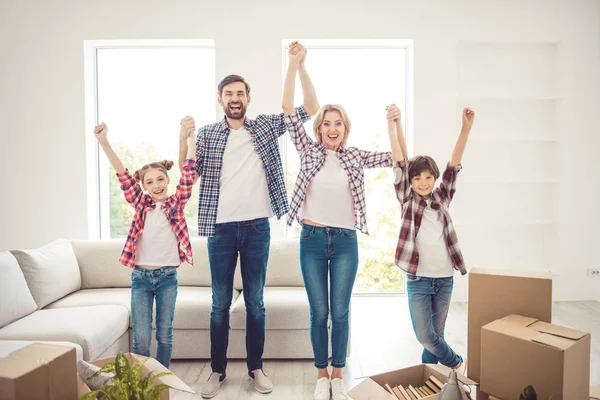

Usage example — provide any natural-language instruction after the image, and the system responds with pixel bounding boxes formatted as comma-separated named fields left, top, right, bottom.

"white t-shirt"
left=415, top=199, right=454, bottom=278
left=299, top=149, right=356, bottom=230
left=135, top=202, right=180, bottom=266
left=216, top=127, right=274, bottom=223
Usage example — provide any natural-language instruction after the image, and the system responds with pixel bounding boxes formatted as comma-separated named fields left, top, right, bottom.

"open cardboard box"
left=481, top=314, right=590, bottom=400
left=0, top=343, right=78, bottom=400
left=349, top=363, right=478, bottom=400
left=78, top=353, right=194, bottom=400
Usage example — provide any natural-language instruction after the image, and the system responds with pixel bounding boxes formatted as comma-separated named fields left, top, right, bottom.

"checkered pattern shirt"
left=393, top=161, right=467, bottom=275
left=116, top=158, right=195, bottom=268
left=284, top=111, right=394, bottom=235
left=194, top=106, right=310, bottom=237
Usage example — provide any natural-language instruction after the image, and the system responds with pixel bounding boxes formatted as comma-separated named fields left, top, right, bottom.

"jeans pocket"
left=165, top=269, right=178, bottom=279
left=406, top=274, right=421, bottom=283
left=253, top=219, right=271, bottom=234
left=131, top=270, right=143, bottom=281
left=340, top=228, right=357, bottom=239
left=300, top=226, right=313, bottom=240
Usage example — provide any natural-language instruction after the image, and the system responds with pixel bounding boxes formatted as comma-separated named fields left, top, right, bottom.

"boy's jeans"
left=131, top=265, right=178, bottom=368
left=406, top=275, right=462, bottom=368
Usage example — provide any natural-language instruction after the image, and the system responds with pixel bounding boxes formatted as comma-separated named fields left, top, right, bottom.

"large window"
left=84, top=40, right=215, bottom=239
left=282, top=40, right=414, bottom=294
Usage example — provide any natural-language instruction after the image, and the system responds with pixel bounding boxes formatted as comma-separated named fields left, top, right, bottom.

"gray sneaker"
left=201, top=372, right=225, bottom=399
left=249, top=369, right=273, bottom=394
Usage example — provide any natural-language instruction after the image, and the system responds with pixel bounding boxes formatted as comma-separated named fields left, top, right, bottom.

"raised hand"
left=385, top=104, right=401, bottom=122
left=94, top=122, right=108, bottom=143
left=180, top=116, right=196, bottom=140
left=289, top=41, right=307, bottom=66
left=462, top=107, right=475, bottom=131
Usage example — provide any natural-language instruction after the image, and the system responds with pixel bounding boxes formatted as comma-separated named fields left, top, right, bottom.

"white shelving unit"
left=455, top=41, right=559, bottom=271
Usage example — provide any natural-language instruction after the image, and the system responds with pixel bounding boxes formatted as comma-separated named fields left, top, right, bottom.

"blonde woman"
left=282, top=43, right=398, bottom=400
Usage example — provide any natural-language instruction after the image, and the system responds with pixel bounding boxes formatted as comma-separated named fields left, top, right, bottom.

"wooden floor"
left=169, top=298, right=600, bottom=399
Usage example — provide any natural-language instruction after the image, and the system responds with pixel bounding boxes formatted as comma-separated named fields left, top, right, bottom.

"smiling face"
left=141, top=168, right=170, bottom=202
left=408, top=156, right=440, bottom=200
left=313, top=104, right=352, bottom=151
left=218, top=81, right=250, bottom=120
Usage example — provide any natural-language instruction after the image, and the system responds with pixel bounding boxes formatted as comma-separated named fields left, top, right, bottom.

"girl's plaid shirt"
left=116, top=158, right=195, bottom=268
left=393, top=160, right=467, bottom=275
left=284, top=111, right=394, bottom=235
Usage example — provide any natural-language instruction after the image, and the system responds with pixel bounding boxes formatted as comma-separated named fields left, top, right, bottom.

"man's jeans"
left=131, top=265, right=178, bottom=368
left=207, top=217, right=270, bottom=374
left=299, top=224, right=358, bottom=369
left=406, top=274, right=462, bottom=368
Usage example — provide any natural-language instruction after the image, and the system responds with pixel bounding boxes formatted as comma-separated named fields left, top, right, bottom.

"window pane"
left=96, top=46, right=215, bottom=238
left=284, top=45, right=409, bottom=293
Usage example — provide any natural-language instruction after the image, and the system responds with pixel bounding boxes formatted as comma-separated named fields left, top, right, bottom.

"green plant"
left=79, top=352, right=172, bottom=400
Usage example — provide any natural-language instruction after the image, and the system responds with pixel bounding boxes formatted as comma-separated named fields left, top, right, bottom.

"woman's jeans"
left=131, top=265, right=178, bottom=368
left=299, top=224, right=358, bottom=369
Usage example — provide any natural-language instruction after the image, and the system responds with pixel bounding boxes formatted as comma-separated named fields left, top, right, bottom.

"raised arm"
left=386, top=104, right=407, bottom=162
left=449, top=107, right=475, bottom=167
left=94, top=123, right=125, bottom=173
left=179, top=116, right=196, bottom=171
left=283, top=41, right=319, bottom=117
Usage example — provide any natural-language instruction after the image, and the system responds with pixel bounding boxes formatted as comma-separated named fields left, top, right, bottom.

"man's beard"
left=223, top=102, right=247, bottom=120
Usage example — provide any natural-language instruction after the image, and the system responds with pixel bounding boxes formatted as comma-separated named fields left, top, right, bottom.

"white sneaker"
left=314, top=377, right=331, bottom=400
left=201, top=372, right=225, bottom=399
left=250, top=369, right=273, bottom=394
left=331, top=378, right=348, bottom=400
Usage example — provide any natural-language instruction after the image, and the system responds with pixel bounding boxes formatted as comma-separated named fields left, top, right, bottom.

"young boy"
left=386, top=105, right=475, bottom=370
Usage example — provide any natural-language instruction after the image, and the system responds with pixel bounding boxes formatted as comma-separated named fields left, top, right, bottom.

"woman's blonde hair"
left=313, top=104, right=352, bottom=147
left=133, top=160, right=174, bottom=184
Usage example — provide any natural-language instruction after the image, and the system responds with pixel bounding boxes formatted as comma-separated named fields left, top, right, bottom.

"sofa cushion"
left=0, top=340, right=84, bottom=361
left=230, top=287, right=310, bottom=330
left=10, top=239, right=81, bottom=308
left=72, top=239, right=132, bottom=288
left=0, top=305, right=129, bottom=360
left=45, top=286, right=237, bottom=330
left=0, top=251, right=38, bottom=328
left=265, top=239, right=304, bottom=287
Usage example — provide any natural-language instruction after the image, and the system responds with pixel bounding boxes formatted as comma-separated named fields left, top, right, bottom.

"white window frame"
left=83, top=39, right=215, bottom=240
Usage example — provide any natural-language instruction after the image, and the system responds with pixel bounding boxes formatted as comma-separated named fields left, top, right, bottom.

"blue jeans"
left=299, top=224, right=358, bottom=369
left=130, top=265, right=178, bottom=368
left=406, top=275, right=462, bottom=368
left=207, top=217, right=270, bottom=374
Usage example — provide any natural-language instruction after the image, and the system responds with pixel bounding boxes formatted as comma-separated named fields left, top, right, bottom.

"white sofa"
left=0, top=237, right=338, bottom=361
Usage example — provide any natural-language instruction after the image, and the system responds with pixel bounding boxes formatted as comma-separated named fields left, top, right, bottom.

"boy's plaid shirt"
left=284, top=111, right=394, bottom=235
left=393, top=161, right=467, bottom=275
left=116, top=158, right=195, bottom=268
left=194, top=106, right=310, bottom=237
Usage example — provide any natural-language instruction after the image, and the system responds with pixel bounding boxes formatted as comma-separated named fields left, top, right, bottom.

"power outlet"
left=588, top=268, right=600, bottom=276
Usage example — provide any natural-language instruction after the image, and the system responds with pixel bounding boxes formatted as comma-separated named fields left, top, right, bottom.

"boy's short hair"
left=217, top=74, right=251, bottom=97
left=408, top=155, right=440, bottom=180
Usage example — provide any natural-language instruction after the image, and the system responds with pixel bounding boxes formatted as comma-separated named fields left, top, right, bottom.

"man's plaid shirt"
left=284, top=110, right=394, bottom=235
left=393, top=161, right=467, bottom=275
left=116, top=158, right=195, bottom=268
left=195, top=106, right=310, bottom=237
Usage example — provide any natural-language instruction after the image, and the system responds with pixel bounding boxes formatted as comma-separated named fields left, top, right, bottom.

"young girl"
left=93, top=119, right=196, bottom=368
left=386, top=105, right=475, bottom=372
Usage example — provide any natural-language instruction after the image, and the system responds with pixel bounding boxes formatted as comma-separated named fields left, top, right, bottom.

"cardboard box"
left=0, top=343, right=78, bottom=400
left=468, top=267, right=552, bottom=382
left=481, top=314, right=590, bottom=400
left=349, top=363, right=478, bottom=400
left=79, top=353, right=194, bottom=400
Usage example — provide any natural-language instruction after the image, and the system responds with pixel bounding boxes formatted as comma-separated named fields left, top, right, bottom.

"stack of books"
left=384, top=375, right=444, bottom=399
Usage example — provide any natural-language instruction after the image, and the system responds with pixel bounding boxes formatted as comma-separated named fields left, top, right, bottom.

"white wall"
left=1, top=0, right=599, bottom=301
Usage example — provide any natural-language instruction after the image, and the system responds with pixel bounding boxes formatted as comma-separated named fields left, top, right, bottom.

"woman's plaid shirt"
left=393, top=161, right=467, bottom=275
left=116, top=158, right=195, bottom=268
left=284, top=111, right=394, bottom=235
left=194, top=107, right=310, bottom=237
